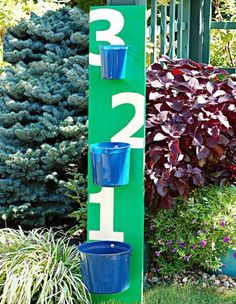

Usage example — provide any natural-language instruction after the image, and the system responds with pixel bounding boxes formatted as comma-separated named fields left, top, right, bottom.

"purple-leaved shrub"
left=145, top=56, right=236, bottom=210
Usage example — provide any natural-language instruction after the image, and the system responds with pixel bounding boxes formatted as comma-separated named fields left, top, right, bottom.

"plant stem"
left=227, top=37, right=235, bottom=66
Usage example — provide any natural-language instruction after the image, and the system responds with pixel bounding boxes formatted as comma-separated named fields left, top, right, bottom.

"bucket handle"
left=105, top=145, right=119, bottom=153
left=110, top=243, right=132, bottom=255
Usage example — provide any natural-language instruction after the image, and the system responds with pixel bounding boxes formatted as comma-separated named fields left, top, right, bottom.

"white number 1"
left=89, top=188, right=124, bottom=242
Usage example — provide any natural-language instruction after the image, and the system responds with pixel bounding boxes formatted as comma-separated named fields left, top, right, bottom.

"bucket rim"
left=78, top=240, right=132, bottom=256
left=90, top=142, right=130, bottom=151
left=99, top=45, right=128, bottom=51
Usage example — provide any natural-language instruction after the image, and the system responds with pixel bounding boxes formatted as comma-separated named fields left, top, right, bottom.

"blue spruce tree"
left=0, top=7, right=88, bottom=227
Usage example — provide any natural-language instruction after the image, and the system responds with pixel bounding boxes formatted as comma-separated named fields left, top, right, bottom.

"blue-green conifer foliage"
left=0, top=7, right=88, bottom=227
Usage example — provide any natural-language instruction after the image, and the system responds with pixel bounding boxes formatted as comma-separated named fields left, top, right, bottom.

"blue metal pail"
left=78, top=241, right=132, bottom=294
left=90, top=142, right=130, bottom=187
left=100, top=45, right=128, bottom=80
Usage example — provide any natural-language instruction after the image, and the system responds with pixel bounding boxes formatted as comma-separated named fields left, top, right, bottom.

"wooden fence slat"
left=169, top=0, right=176, bottom=59
left=161, top=5, right=167, bottom=55
left=182, top=0, right=190, bottom=58
left=177, top=0, right=183, bottom=58
left=202, top=0, right=211, bottom=63
left=189, top=0, right=204, bottom=62
left=222, top=67, right=236, bottom=73
left=150, top=0, right=158, bottom=62
left=211, top=21, right=236, bottom=30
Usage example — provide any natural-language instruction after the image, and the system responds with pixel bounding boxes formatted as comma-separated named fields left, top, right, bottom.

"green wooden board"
left=87, top=5, right=146, bottom=303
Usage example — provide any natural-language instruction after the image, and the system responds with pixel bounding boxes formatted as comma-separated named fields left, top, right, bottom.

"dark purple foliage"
left=145, top=56, right=236, bottom=210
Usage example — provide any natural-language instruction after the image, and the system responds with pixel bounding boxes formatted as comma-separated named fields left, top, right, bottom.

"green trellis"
left=147, top=0, right=236, bottom=72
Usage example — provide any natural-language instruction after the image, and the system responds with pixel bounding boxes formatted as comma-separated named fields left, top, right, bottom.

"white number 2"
left=89, top=9, right=125, bottom=66
left=111, top=92, right=145, bottom=149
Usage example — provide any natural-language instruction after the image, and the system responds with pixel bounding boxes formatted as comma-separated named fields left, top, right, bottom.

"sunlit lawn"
left=144, top=285, right=236, bottom=304
left=101, top=285, right=236, bottom=304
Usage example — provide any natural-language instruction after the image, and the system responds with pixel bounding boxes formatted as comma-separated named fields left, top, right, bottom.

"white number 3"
left=89, top=9, right=125, bottom=66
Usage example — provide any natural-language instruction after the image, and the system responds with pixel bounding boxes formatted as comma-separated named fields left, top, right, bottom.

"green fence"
left=149, top=0, right=191, bottom=62
left=148, top=0, right=236, bottom=73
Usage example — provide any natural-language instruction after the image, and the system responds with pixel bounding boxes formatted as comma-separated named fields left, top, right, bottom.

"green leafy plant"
left=211, top=0, right=236, bottom=67
left=146, top=185, right=236, bottom=275
left=0, top=228, right=91, bottom=304
left=65, top=172, right=88, bottom=233
left=158, top=0, right=170, bottom=6
left=211, top=29, right=236, bottom=68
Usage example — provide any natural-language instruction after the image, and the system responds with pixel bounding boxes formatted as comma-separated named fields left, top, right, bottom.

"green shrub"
left=210, top=0, right=236, bottom=67
left=146, top=57, right=236, bottom=210
left=0, top=0, right=64, bottom=67
left=210, top=29, right=236, bottom=68
left=0, top=7, right=88, bottom=228
left=147, top=185, right=236, bottom=275
left=0, top=228, right=91, bottom=304
left=65, top=172, right=87, bottom=234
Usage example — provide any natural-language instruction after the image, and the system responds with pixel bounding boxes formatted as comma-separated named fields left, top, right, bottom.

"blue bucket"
left=78, top=241, right=132, bottom=294
left=100, top=45, right=128, bottom=80
left=90, top=142, right=130, bottom=187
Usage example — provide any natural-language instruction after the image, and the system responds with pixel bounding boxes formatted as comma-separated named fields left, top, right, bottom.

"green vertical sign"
left=88, top=5, right=146, bottom=303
